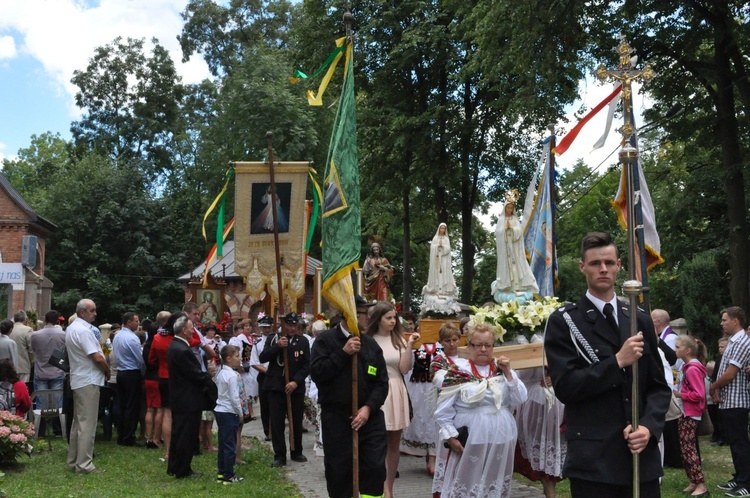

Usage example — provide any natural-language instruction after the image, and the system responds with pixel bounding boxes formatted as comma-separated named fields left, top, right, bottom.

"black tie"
left=603, top=303, right=619, bottom=333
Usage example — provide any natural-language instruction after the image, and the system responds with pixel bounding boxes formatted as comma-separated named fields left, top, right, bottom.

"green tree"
left=70, top=37, right=186, bottom=179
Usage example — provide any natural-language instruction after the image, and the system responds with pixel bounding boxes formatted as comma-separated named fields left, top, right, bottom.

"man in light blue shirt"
left=112, top=312, right=144, bottom=446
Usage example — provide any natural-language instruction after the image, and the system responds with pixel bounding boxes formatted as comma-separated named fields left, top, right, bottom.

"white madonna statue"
left=422, top=223, right=461, bottom=315
left=491, top=194, right=539, bottom=303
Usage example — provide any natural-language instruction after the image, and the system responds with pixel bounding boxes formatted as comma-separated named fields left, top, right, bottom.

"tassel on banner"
left=290, top=37, right=347, bottom=106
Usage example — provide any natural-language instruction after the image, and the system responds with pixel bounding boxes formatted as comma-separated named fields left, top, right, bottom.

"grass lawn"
left=515, top=435, right=736, bottom=498
left=0, top=431, right=301, bottom=498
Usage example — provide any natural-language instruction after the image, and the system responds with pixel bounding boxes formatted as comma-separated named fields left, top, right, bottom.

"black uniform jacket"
left=544, top=295, right=671, bottom=485
left=167, top=337, right=215, bottom=413
left=259, top=332, right=310, bottom=394
left=310, top=325, right=389, bottom=413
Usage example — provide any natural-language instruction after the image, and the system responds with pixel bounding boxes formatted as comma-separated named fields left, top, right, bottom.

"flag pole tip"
left=266, top=131, right=274, bottom=140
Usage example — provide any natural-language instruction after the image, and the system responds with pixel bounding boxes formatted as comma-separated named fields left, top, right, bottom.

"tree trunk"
left=460, top=77, right=476, bottom=304
left=714, top=17, right=750, bottom=311
left=402, top=151, right=412, bottom=312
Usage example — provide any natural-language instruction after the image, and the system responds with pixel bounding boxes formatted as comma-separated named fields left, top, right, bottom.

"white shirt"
left=66, top=317, right=105, bottom=390
left=214, top=365, right=243, bottom=417
left=248, top=333, right=269, bottom=371
left=585, top=290, right=619, bottom=325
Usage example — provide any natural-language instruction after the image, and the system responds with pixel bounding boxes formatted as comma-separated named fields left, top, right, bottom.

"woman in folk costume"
left=422, top=223, right=458, bottom=298
left=432, top=322, right=527, bottom=498
left=514, top=333, right=566, bottom=498
left=492, top=190, right=539, bottom=295
left=400, top=313, right=441, bottom=475
left=428, top=323, right=468, bottom=481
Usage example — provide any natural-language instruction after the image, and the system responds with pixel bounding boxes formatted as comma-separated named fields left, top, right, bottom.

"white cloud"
left=0, top=35, right=16, bottom=59
left=0, top=0, right=211, bottom=116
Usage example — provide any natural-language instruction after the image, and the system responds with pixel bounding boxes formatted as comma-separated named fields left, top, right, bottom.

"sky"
left=0, top=0, right=648, bottom=184
left=0, top=0, right=211, bottom=164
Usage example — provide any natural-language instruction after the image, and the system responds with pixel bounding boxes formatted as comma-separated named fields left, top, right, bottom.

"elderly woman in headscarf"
left=432, top=322, right=527, bottom=498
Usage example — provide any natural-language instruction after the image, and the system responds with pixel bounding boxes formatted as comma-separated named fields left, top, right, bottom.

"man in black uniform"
left=544, top=232, right=671, bottom=498
left=259, top=312, right=310, bottom=467
left=311, top=296, right=389, bottom=498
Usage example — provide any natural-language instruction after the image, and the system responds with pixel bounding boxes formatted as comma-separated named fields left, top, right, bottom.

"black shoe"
left=193, top=449, right=201, bottom=456
left=146, top=441, right=159, bottom=449
left=291, top=454, right=307, bottom=463
left=271, top=459, right=286, bottom=467
left=118, top=440, right=143, bottom=448
left=264, top=435, right=272, bottom=442
left=719, top=481, right=738, bottom=491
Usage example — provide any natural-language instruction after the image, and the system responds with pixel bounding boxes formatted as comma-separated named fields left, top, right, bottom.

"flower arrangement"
left=0, top=411, right=34, bottom=463
left=469, top=296, right=562, bottom=344
left=215, top=311, right=232, bottom=333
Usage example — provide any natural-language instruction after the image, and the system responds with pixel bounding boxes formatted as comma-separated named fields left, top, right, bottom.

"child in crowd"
left=674, top=335, right=708, bottom=497
left=214, top=345, right=244, bottom=484
left=200, top=362, right=218, bottom=452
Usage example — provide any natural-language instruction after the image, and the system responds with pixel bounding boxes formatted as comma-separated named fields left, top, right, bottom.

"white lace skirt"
left=400, top=380, right=437, bottom=456
left=515, top=380, right=566, bottom=478
left=432, top=406, right=517, bottom=498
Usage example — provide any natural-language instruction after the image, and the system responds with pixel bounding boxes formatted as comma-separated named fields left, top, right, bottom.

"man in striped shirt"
left=710, top=306, right=750, bottom=497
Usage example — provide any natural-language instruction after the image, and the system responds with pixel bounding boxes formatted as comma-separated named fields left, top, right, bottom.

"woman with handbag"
left=432, top=322, right=527, bottom=498
left=674, top=335, right=709, bottom=497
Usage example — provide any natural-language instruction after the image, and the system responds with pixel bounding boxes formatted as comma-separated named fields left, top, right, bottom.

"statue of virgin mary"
left=421, top=223, right=461, bottom=315
left=422, top=223, right=457, bottom=298
left=491, top=191, right=539, bottom=302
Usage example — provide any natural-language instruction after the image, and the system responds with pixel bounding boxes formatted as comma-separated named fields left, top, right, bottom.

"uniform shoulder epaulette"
left=557, top=302, right=576, bottom=313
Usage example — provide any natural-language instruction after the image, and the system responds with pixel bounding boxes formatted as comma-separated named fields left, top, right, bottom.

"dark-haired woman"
left=366, top=302, right=420, bottom=498
left=149, top=312, right=181, bottom=462
left=0, top=359, right=31, bottom=418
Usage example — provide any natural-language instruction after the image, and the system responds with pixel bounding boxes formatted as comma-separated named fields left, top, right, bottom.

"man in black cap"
left=311, top=296, right=389, bottom=498
left=249, top=315, right=274, bottom=440
left=259, top=312, right=310, bottom=467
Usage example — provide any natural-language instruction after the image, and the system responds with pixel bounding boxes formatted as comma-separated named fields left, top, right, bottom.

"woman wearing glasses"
left=433, top=322, right=527, bottom=498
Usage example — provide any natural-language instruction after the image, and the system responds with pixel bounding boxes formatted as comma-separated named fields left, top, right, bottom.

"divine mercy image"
left=250, top=182, right=291, bottom=234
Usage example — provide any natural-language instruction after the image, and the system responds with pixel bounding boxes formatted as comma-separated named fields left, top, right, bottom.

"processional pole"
left=595, top=35, right=655, bottom=498
left=266, top=131, right=295, bottom=453
left=340, top=7, right=360, bottom=498
left=547, top=124, right=557, bottom=297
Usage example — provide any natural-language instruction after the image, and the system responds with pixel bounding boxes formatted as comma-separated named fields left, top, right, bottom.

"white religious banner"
left=233, top=161, right=309, bottom=304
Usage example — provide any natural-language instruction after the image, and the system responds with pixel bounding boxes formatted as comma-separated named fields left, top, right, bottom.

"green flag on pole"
left=321, top=41, right=361, bottom=335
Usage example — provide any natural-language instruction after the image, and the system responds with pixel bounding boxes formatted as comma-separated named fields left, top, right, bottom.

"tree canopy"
left=1, top=0, right=747, bottom=346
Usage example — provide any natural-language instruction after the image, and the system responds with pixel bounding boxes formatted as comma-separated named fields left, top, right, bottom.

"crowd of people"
left=0, top=232, right=748, bottom=496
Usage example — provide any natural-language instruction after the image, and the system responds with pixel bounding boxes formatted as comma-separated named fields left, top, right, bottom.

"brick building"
left=0, top=172, right=57, bottom=319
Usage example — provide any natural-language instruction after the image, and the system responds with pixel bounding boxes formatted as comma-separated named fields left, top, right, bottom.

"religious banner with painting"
left=187, top=278, right=225, bottom=327
left=233, top=161, right=310, bottom=304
